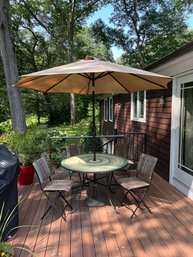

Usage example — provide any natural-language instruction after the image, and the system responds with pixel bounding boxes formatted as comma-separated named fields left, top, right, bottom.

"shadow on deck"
left=10, top=172, right=193, bottom=257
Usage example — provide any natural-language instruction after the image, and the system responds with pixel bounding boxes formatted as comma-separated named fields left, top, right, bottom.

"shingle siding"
left=100, top=86, right=172, bottom=180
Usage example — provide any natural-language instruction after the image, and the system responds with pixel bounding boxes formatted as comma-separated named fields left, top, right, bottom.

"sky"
left=86, top=5, right=124, bottom=59
left=87, top=5, right=193, bottom=59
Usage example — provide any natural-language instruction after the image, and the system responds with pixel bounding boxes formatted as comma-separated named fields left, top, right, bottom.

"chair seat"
left=117, top=177, right=149, bottom=190
left=44, top=180, right=73, bottom=192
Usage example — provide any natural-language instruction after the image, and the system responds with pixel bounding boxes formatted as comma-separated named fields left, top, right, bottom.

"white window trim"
left=109, top=96, right=113, bottom=122
left=131, top=91, right=146, bottom=122
left=104, top=98, right=108, bottom=122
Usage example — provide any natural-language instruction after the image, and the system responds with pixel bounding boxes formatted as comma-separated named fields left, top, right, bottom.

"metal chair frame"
left=66, top=144, right=85, bottom=181
left=33, top=157, right=75, bottom=221
left=117, top=153, right=158, bottom=218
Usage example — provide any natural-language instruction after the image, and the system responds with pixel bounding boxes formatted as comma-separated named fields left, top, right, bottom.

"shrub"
left=0, top=202, right=38, bottom=257
left=1, top=128, right=67, bottom=166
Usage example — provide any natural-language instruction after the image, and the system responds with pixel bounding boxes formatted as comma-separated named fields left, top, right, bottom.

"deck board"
left=9, top=173, right=193, bottom=257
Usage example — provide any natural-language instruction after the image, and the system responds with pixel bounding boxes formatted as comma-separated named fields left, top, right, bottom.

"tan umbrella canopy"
left=16, top=57, right=172, bottom=160
left=17, top=58, right=171, bottom=94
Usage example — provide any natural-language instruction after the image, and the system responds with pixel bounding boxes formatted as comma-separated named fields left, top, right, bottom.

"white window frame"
left=131, top=91, right=146, bottom=122
left=104, top=98, right=108, bottom=122
left=108, top=97, right=113, bottom=122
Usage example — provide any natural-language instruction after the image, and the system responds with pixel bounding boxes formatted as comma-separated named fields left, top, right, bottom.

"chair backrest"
left=33, top=157, right=51, bottom=184
left=137, top=153, right=158, bottom=181
left=66, top=144, right=85, bottom=157
left=114, top=142, right=129, bottom=159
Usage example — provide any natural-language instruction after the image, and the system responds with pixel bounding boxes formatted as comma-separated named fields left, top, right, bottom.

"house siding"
left=100, top=42, right=193, bottom=199
left=100, top=86, right=172, bottom=180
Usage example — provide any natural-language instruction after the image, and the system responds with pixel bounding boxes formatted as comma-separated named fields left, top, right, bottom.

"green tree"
left=75, top=27, right=113, bottom=60
left=9, top=0, right=113, bottom=125
left=0, top=58, right=9, bottom=123
left=10, top=1, right=71, bottom=125
left=0, top=0, right=26, bottom=132
left=14, top=0, right=106, bottom=124
left=93, top=0, right=193, bottom=68
left=73, top=26, right=113, bottom=122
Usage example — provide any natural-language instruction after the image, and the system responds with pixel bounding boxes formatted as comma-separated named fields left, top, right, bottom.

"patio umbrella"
left=16, top=57, right=172, bottom=160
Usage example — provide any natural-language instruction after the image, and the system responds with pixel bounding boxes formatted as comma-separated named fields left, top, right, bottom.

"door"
left=170, top=74, right=193, bottom=198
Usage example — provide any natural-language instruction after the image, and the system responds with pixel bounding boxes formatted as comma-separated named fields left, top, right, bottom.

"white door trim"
left=170, top=73, right=193, bottom=199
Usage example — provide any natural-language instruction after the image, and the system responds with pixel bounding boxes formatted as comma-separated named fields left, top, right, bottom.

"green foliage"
left=93, top=0, right=193, bottom=67
left=0, top=120, right=12, bottom=134
left=1, top=1, right=113, bottom=126
left=47, top=94, right=70, bottom=125
left=0, top=118, right=97, bottom=166
left=0, top=57, right=9, bottom=124
left=75, top=27, right=114, bottom=61
left=84, top=122, right=101, bottom=153
left=0, top=115, right=47, bottom=135
left=0, top=241, right=14, bottom=257
left=0, top=202, right=38, bottom=257
left=1, top=0, right=192, bottom=128
left=3, top=128, right=68, bottom=166
left=0, top=243, right=14, bottom=257
left=5, top=130, right=42, bottom=165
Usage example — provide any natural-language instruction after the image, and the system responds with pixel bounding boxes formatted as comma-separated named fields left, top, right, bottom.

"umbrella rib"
left=79, top=73, right=91, bottom=79
left=109, top=73, right=131, bottom=93
left=130, top=74, right=167, bottom=88
left=45, top=74, right=72, bottom=92
left=80, top=72, right=110, bottom=80
left=95, top=72, right=110, bottom=80
left=77, top=73, right=91, bottom=94
left=78, top=84, right=88, bottom=94
left=17, top=75, right=45, bottom=86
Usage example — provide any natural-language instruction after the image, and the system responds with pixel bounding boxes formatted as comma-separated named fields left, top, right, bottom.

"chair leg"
left=58, top=191, right=76, bottom=212
left=78, top=173, right=82, bottom=182
left=130, top=188, right=151, bottom=212
left=41, top=205, right=52, bottom=220
left=69, top=171, right=72, bottom=179
left=120, top=190, right=130, bottom=206
left=130, top=188, right=149, bottom=219
left=43, top=192, right=67, bottom=221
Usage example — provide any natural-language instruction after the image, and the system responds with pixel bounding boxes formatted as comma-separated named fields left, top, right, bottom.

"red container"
left=18, top=165, right=34, bottom=186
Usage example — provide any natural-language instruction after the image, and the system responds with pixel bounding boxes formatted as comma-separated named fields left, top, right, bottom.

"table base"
left=84, top=197, right=105, bottom=207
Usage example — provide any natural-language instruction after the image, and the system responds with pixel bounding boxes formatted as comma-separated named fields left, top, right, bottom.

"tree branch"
left=20, top=0, right=67, bottom=50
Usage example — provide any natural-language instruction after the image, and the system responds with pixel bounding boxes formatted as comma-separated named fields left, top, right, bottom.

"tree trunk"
left=35, top=92, right=41, bottom=125
left=43, top=92, right=53, bottom=125
left=70, top=93, right=76, bottom=125
left=68, top=0, right=76, bottom=125
left=0, top=0, right=26, bottom=132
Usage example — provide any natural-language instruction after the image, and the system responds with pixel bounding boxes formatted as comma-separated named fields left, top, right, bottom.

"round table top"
left=61, top=153, right=127, bottom=174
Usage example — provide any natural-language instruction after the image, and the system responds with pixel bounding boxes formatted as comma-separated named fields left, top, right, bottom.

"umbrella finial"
left=85, top=55, right=95, bottom=60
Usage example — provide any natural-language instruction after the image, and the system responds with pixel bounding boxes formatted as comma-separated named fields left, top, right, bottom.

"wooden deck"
left=9, top=172, right=193, bottom=257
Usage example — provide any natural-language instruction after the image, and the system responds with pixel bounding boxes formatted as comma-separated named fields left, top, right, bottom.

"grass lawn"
left=0, top=115, right=99, bottom=166
left=0, top=115, right=99, bottom=156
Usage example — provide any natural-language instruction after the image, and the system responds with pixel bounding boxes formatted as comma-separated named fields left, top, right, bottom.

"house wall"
left=100, top=87, right=172, bottom=180
left=146, top=50, right=193, bottom=199
left=101, top=45, right=193, bottom=199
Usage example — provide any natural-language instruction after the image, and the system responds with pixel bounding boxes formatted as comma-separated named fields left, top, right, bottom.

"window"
left=104, top=98, right=108, bottom=121
left=104, top=97, right=113, bottom=122
left=131, top=91, right=146, bottom=122
left=109, top=97, right=113, bottom=122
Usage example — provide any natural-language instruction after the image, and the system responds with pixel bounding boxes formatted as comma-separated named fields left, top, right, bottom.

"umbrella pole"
left=92, top=78, right=96, bottom=161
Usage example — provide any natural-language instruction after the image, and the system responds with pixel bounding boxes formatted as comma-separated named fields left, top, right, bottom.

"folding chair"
left=33, top=157, right=75, bottom=221
left=65, top=144, right=85, bottom=180
left=117, top=153, right=158, bottom=218
left=114, top=142, right=135, bottom=170
left=111, top=142, right=134, bottom=186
